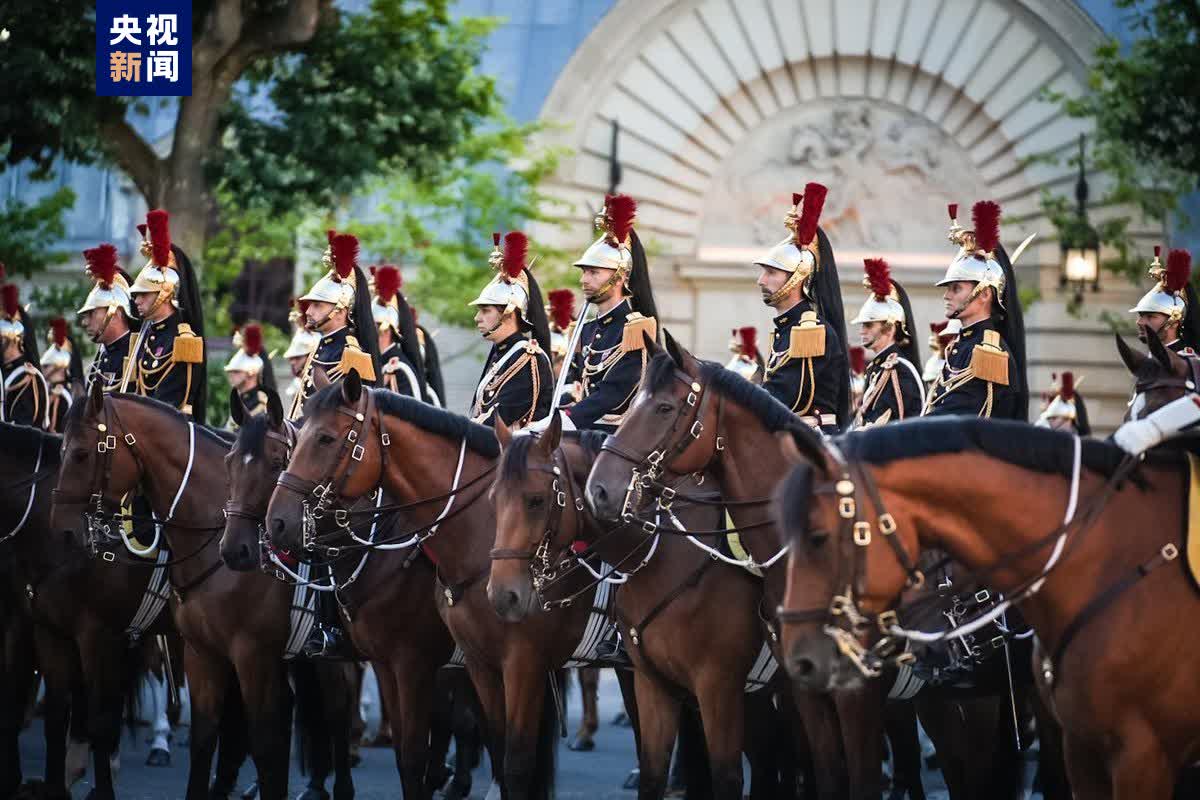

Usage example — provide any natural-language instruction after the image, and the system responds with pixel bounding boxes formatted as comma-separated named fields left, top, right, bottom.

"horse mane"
left=66, top=393, right=233, bottom=449
left=648, top=353, right=804, bottom=435
left=308, top=385, right=499, bottom=458
left=499, top=429, right=608, bottom=483
left=232, top=412, right=272, bottom=456
left=0, top=420, right=61, bottom=460
left=835, top=417, right=1126, bottom=479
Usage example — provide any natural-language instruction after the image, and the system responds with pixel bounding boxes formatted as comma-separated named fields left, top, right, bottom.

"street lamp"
left=1060, top=133, right=1100, bottom=306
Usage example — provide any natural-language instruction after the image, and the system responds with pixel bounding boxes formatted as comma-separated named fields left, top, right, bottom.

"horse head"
left=221, top=386, right=288, bottom=571
left=1119, top=333, right=1195, bottom=421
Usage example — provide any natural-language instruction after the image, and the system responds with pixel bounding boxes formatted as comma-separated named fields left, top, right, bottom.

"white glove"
left=1113, top=395, right=1200, bottom=455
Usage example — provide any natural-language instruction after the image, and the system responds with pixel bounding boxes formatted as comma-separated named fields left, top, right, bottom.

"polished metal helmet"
left=1035, top=372, right=1079, bottom=427
left=40, top=318, right=72, bottom=371
left=574, top=195, right=637, bottom=300
left=371, top=264, right=404, bottom=334
left=129, top=210, right=180, bottom=313
left=283, top=326, right=320, bottom=360
left=724, top=326, right=761, bottom=381
left=77, top=243, right=132, bottom=319
left=300, top=231, right=359, bottom=310
left=225, top=324, right=265, bottom=376
left=753, top=183, right=827, bottom=306
left=471, top=232, right=532, bottom=320
left=936, top=201, right=1006, bottom=308
left=850, top=258, right=906, bottom=326
left=1130, top=247, right=1191, bottom=321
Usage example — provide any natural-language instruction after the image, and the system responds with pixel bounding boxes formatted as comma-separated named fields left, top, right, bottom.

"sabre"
left=1009, top=233, right=1037, bottom=266
left=548, top=301, right=592, bottom=416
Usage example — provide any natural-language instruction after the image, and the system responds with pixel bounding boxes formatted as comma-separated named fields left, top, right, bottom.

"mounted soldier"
left=849, top=257, right=924, bottom=428
left=1131, top=247, right=1200, bottom=357
left=1035, top=371, right=1090, bottom=435
left=288, top=231, right=379, bottom=421
left=561, top=194, right=659, bottom=433
left=224, top=324, right=275, bottom=428
left=547, top=287, right=576, bottom=379
left=410, top=307, right=445, bottom=408
left=922, top=320, right=957, bottom=389
left=40, top=318, right=82, bottom=433
left=370, top=264, right=427, bottom=400
left=468, top=231, right=553, bottom=429
left=78, top=243, right=135, bottom=396
left=283, top=298, right=320, bottom=405
left=752, top=183, right=850, bottom=433
left=724, top=326, right=764, bottom=384
left=0, top=283, right=48, bottom=428
left=122, top=210, right=207, bottom=422
left=923, top=201, right=1028, bottom=421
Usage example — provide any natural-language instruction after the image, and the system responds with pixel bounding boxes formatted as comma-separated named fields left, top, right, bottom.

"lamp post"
left=1060, top=133, right=1100, bottom=306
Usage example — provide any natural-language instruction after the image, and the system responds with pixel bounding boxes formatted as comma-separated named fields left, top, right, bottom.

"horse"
left=221, top=387, right=474, bottom=800
left=489, top=412, right=782, bottom=799
left=1118, top=331, right=1196, bottom=421
left=266, top=375, right=602, bottom=800
left=51, top=383, right=353, bottom=800
left=1, top=421, right=170, bottom=800
left=584, top=332, right=914, bottom=799
left=773, top=414, right=1198, bottom=798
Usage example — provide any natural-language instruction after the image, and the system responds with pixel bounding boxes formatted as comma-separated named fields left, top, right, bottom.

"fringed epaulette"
left=969, top=329, right=1009, bottom=385
left=172, top=323, right=204, bottom=364
left=338, top=336, right=376, bottom=381
left=620, top=312, right=658, bottom=353
left=789, top=311, right=826, bottom=359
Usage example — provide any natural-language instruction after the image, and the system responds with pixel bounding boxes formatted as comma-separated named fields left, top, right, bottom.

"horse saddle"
left=724, top=513, right=764, bottom=578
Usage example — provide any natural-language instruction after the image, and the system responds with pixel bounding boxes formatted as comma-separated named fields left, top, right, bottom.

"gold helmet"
left=0, top=284, right=24, bottom=345
left=77, top=243, right=132, bottom=321
left=470, top=232, right=532, bottom=318
left=129, top=210, right=180, bottom=314
left=1130, top=247, right=1191, bottom=321
left=300, top=231, right=359, bottom=311
left=40, top=318, right=72, bottom=371
left=225, top=324, right=265, bottom=376
left=574, top=194, right=636, bottom=301
left=753, top=183, right=827, bottom=306
left=936, top=201, right=1007, bottom=307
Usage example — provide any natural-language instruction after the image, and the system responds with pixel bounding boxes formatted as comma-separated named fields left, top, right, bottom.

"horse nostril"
left=271, top=517, right=285, bottom=535
left=591, top=484, right=608, bottom=509
left=792, top=657, right=816, bottom=678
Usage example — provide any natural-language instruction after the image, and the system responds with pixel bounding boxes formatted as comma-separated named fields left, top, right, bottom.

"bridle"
left=1130, top=355, right=1200, bottom=420
left=223, top=420, right=298, bottom=534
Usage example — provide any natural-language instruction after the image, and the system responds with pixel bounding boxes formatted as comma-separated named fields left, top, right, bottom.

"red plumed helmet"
left=85, top=243, right=120, bottom=287
left=243, top=324, right=263, bottom=357
left=930, top=320, right=949, bottom=334
left=947, top=203, right=958, bottom=222
left=2, top=284, right=20, bottom=319
left=606, top=194, right=637, bottom=244
left=330, top=233, right=358, bottom=280
left=374, top=264, right=402, bottom=304
left=971, top=201, right=1001, bottom=254
left=297, top=298, right=311, bottom=315
left=50, top=317, right=68, bottom=348
left=795, top=182, right=827, bottom=246
left=738, top=326, right=758, bottom=361
left=146, top=209, right=172, bottom=267
left=136, top=223, right=148, bottom=239
left=548, top=288, right=575, bottom=330
left=863, top=258, right=891, bottom=300
left=791, top=192, right=802, bottom=207
left=849, top=346, right=867, bottom=375
left=1059, top=371, right=1075, bottom=401
left=503, top=231, right=528, bottom=279
left=1165, top=249, right=1192, bottom=294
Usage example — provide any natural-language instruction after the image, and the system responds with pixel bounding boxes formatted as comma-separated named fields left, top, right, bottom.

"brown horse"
left=267, top=376, right=604, bottom=800
left=489, top=413, right=773, bottom=799
left=1118, top=332, right=1196, bottom=421
left=221, top=387, right=464, bottom=800
left=774, top=415, right=1199, bottom=798
left=51, top=384, right=336, bottom=800
left=3, top=421, right=172, bottom=800
left=585, top=333, right=900, bottom=799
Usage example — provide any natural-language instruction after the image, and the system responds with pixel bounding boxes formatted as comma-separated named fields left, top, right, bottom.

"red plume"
left=971, top=201, right=1000, bottom=254
left=374, top=265, right=401, bottom=303
left=863, top=258, right=891, bottom=300
left=1059, top=371, right=1075, bottom=402
left=738, top=326, right=758, bottom=361
left=849, top=346, right=867, bottom=375
left=502, top=231, right=528, bottom=279
left=930, top=320, right=948, bottom=334
left=796, top=182, right=827, bottom=246
left=146, top=209, right=171, bottom=267
left=50, top=318, right=67, bottom=348
left=606, top=194, right=637, bottom=243
left=1154, top=245, right=1162, bottom=260
left=947, top=203, right=958, bottom=222
left=492, top=232, right=501, bottom=247
left=326, top=229, right=337, bottom=246
left=136, top=223, right=148, bottom=239
left=548, top=289, right=575, bottom=330
left=2, top=285, right=19, bottom=319
left=791, top=192, right=802, bottom=207
left=85, top=243, right=120, bottom=287
left=1165, top=249, right=1192, bottom=294
left=330, top=233, right=358, bottom=280
left=243, top=324, right=263, bottom=357
left=297, top=299, right=310, bottom=316
left=0, top=263, right=6, bottom=281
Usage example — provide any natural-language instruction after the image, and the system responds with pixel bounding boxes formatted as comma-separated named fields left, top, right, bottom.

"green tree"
left=0, top=0, right=499, bottom=257
left=0, top=188, right=77, bottom=278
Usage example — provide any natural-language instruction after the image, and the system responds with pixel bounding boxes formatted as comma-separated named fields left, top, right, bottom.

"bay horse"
left=773, top=415, right=1199, bottom=798
left=50, top=383, right=353, bottom=800
left=1118, top=331, right=1196, bottom=421
left=1, top=421, right=166, bottom=800
left=584, top=333, right=910, bottom=799
left=221, top=387, right=471, bottom=800
left=488, top=412, right=776, bottom=799
left=266, top=375, right=596, bottom=800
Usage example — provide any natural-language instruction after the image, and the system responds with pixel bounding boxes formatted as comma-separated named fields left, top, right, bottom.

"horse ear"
left=88, top=378, right=104, bottom=416
left=664, top=329, right=700, bottom=377
left=1146, top=329, right=1176, bottom=372
left=664, top=328, right=683, bottom=367
left=229, top=387, right=246, bottom=427
left=265, top=387, right=284, bottom=428
left=342, top=369, right=362, bottom=405
left=495, top=416, right=513, bottom=452
left=1115, top=334, right=1145, bottom=377
left=312, top=367, right=331, bottom=392
left=538, top=411, right=563, bottom=454
left=641, top=330, right=661, bottom=356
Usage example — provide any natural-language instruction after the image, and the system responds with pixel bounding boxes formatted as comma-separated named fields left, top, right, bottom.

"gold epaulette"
left=338, top=335, right=376, bottom=381
left=969, top=329, right=1009, bottom=385
left=172, top=323, right=204, bottom=364
left=620, top=312, right=658, bottom=353
left=789, top=311, right=826, bottom=358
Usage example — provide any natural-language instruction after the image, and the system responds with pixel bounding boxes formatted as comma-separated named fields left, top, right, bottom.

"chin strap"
left=587, top=269, right=627, bottom=304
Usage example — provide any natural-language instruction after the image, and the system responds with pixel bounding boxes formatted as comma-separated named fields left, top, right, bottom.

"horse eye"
left=808, top=529, right=830, bottom=549
left=655, top=402, right=673, bottom=414
left=527, top=496, right=546, bottom=511
left=318, top=433, right=335, bottom=445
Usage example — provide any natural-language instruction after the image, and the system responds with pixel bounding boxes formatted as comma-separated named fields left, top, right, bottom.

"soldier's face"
left=305, top=301, right=337, bottom=331
left=578, top=266, right=620, bottom=301
left=757, top=266, right=790, bottom=306
left=942, top=281, right=980, bottom=319
left=132, top=291, right=156, bottom=318
left=227, top=370, right=250, bottom=392
left=81, top=308, right=108, bottom=340
left=859, top=321, right=892, bottom=352
left=288, top=355, right=307, bottom=377
left=1136, top=312, right=1175, bottom=344
left=474, top=305, right=502, bottom=337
